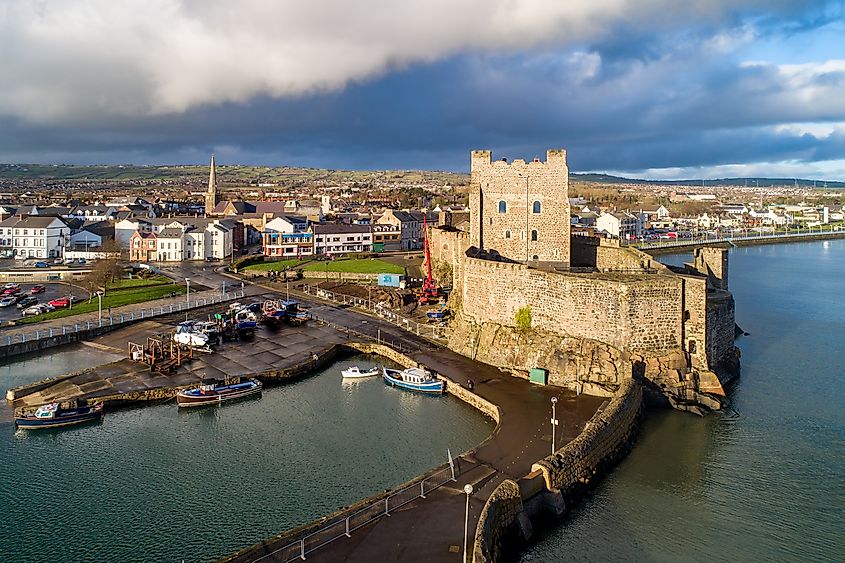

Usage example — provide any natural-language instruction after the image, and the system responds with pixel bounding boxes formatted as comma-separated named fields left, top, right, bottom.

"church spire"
left=205, top=153, right=218, bottom=216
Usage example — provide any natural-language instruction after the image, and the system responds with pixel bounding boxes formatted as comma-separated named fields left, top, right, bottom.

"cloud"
left=0, top=0, right=818, bottom=123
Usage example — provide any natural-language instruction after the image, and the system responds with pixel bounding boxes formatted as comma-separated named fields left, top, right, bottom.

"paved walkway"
left=222, top=276, right=605, bottom=563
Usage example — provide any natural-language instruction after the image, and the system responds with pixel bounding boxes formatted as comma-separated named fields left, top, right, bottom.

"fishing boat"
left=426, top=310, right=447, bottom=321
left=234, top=309, right=258, bottom=330
left=261, top=300, right=287, bottom=322
left=341, top=366, right=380, bottom=378
left=382, top=367, right=445, bottom=395
left=176, top=379, right=262, bottom=407
left=15, top=402, right=104, bottom=429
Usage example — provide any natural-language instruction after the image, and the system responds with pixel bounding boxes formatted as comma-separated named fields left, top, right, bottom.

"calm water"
left=522, top=240, right=845, bottom=561
left=0, top=353, right=494, bottom=562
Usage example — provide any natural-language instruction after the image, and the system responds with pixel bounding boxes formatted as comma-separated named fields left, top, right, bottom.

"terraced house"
left=0, top=215, right=70, bottom=259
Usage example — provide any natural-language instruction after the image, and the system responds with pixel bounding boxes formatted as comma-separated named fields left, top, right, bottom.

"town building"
left=0, top=215, right=71, bottom=259
left=311, top=223, right=372, bottom=255
left=596, top=211, right=642, bottom=240
left=263, top=216, right=313, bottom=258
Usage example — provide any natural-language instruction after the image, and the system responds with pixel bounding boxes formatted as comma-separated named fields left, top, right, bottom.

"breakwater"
left=473, top=379, right=644, bottom=563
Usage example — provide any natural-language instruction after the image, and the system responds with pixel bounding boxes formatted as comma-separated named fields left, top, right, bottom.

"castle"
left=432, top=149, right=739, bottom=413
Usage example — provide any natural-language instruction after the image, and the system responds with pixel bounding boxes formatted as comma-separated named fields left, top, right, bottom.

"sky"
left=0, top=0, right=844, bottom=180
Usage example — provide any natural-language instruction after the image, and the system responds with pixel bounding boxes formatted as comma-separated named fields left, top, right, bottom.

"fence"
left=0, top=289, right=246, bottom=348
left=624, top=225, right=845, bottom=250
left=300, top=284, right=449, bottom=343
left=250, top=458, right=457, bottom=563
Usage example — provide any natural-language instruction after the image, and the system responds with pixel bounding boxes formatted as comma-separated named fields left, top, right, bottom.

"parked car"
left=22, top=303, right=53, bottom=316
left=0, top=296, right=18, bottom=307
left=3, top=284, right=20, bottom=295
left=16, top=296, right=38, bottom=309
left=29, top=285, right=46, bottom=294
left=76, top=258, right=87, bottom=264
left=34, top=261, right=50, bottom=268
left=48, top=297, right=72, bottom=308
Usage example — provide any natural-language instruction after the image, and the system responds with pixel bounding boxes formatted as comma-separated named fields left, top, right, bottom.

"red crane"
left=419, top=214, right=439, bottom=303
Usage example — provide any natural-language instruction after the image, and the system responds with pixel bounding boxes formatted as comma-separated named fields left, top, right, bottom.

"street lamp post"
left=96, top=291, right=103, bottom=327
left=185, top=278, right=190, bottom=321
left=551, top=396, right=559, bottom=455
left=463, top=484, right=474, bottom=563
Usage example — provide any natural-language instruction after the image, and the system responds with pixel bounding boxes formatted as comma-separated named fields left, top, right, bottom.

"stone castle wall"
left=472, top=479, right=528, bottom=563
left=460, top=256, right=684, bottom=353
left=469, top=149, right=570, bottom=265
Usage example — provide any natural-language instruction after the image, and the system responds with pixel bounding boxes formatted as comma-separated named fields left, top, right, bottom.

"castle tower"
left=205, top=154, right=219, bottom=216
left=469, top=148, right=570, bottom=266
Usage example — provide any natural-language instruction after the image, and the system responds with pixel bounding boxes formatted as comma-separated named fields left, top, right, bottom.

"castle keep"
left=469, top=149, right=570, bottom=265
left=434, top=149, right=739, bottom=413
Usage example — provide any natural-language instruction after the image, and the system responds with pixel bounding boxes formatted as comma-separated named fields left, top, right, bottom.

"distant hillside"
left=572, top=172, right=845, bottom=189
left=0, top=164, right=469, bottom=186
left=0, top=163, right=841, bottom=189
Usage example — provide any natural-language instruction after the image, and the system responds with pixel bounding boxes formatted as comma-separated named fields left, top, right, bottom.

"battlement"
left=471, top=149, right=567, bottom=173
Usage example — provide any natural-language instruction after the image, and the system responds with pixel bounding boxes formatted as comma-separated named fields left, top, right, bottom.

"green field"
left=244, top=257, right=405, bottom=275
left=16, top=279, right=187, bottom=324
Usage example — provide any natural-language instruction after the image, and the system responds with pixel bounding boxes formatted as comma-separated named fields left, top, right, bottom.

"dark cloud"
left=0, top=1, right=843, bottom=178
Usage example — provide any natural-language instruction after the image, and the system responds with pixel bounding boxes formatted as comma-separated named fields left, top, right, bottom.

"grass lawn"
left=16, top=284, right=187, bottom=324
left=245, top=257, right=405, bottom=275
left=242, top=259, right=306, bottom=272
left=106, top=275, right=173, bottom=290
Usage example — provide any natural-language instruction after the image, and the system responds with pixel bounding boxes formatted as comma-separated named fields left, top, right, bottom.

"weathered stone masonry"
left=430, top=147, right=740, bottom=413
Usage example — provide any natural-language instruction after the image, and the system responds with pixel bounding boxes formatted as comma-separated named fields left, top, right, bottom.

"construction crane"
left=418, top=214, right=440, bottom=304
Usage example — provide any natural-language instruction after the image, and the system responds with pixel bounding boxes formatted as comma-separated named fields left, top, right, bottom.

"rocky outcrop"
left=449, top=311, right=727, bottom=414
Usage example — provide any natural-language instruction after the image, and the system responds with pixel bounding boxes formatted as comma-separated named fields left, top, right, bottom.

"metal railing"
left=252, top=458, right=457, bottom=563
left=0, top=289, right=246, bottom=348
left=300, top=284, right=449, bottom=342
left=309, top=313, right=424, bottom=355
left=623, top=224, right=845, bottom=250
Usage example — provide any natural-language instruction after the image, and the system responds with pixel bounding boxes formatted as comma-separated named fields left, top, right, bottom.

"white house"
left=596, top=211, right=642, bottom=240
left=311, top=224, right=372, bottom=255
left=5, top=216, right=71, bottom=259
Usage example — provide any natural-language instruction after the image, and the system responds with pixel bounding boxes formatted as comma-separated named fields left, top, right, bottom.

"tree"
left=83, top=239, right=124, bottom=301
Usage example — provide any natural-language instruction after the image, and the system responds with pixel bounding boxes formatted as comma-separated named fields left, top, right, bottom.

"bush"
left=514, top=306, right=532, bottom=332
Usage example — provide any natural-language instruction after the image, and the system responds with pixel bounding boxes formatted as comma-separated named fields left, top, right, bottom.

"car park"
left=16, top=296, right=38, bottom=309
left=29, top=285, right=46, bottom=294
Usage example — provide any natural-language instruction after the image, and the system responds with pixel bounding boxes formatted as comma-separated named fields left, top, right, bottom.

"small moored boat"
left=15, top=402, right=104, bottom=429
left=177, top=379, right=262, bottom=407
left=341, top=366, right=380, bottom=378
left=382, top=367, right=445, bottom=395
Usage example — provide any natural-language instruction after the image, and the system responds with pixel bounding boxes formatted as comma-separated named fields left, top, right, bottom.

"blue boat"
left=177, top=379, right=263, bottom=407
left=15, top=402, right=104, bottom=429
left=382, top=367, right=445, bottom=395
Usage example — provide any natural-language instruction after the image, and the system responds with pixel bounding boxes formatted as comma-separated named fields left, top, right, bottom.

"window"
left=498, top=201, right=507, bottom=213
left=504, top=230, right=511, bottom=239
left=532, top=255, right=539, bottom=261
left=531, top=229, right=538, bottom=241
left=689, top=340, right=697, bottom=354
left=533, top=201, right=541, bottom=214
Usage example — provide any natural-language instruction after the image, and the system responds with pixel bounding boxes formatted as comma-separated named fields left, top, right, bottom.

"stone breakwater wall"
left=531, top=378, right=643, bottom=491
left=473, top=479, right=530, bottom=563
left=472, top=379, right=643, bottom=563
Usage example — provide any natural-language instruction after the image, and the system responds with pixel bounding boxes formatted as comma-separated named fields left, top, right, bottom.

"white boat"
left=341, top=366, right=380, bottom=379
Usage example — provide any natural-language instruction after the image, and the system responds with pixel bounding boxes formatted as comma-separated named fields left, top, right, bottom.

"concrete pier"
left=8, top=298, right=347, bottom=412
